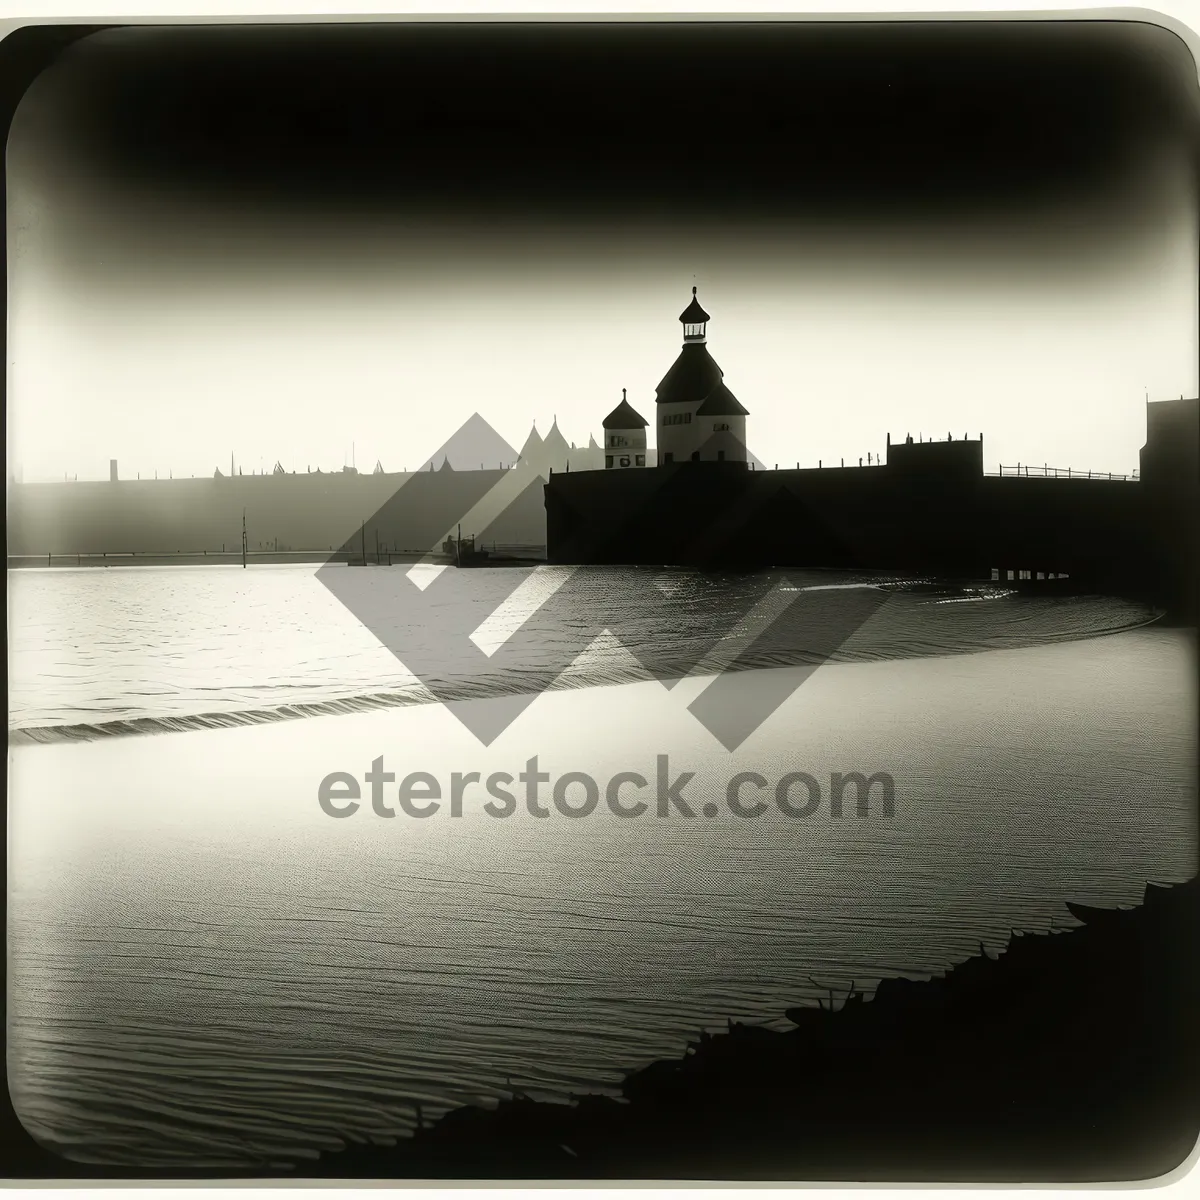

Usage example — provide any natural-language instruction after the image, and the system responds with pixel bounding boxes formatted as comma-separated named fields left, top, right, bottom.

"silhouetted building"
left=602, top=389, right=648, bottom=469
left=1139, top=396, right=1199, bottom=619
left=654, top=288, right=750, bottom=465
left=886, top=432, right=984, bottom=484
left=548, top=395, right=1198, bottom=619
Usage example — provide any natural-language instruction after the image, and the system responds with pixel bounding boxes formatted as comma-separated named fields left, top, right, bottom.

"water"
left=6, top=563, right=1165, bottom=741
left=6, top=565, right=1197, bottom=1168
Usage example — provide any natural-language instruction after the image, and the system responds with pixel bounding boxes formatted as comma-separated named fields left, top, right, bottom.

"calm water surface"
left=6, top=565, right=1196, bottom=1167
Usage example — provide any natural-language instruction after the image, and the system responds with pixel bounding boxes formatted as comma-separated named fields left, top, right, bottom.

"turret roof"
left=695, top=381, right=749, bottom=417
left=519, top=424, right=544, bottom=457
left=602, top=392, right=649, bottom=429
left=543, top=420, right=571, bottom=454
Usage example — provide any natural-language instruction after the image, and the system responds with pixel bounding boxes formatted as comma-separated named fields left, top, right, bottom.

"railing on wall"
left=988, top=464, right=1140, bottom=481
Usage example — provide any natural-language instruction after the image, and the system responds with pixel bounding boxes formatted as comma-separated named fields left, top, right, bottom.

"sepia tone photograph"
left=3, top=16, right=1199, bottom=1183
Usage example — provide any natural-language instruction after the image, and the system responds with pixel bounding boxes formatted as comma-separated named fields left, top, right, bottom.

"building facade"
left=654, top=288, right=749, bottom=465
left=602, top=389, right=649, bottom=468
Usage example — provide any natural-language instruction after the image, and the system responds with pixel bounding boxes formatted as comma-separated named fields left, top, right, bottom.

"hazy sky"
left=7, top=23, right=1198, bottom=482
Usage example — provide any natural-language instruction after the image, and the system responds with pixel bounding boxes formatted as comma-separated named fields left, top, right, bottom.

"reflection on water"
left=5, top=565, right=1196, bottom=1168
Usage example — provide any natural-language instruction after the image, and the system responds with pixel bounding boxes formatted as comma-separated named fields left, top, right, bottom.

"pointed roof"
left=543, top=418, right=571, bottom=455
left=518, top=423, right=544, bottom=461
left=437, top=456, right=455, bottom=472
left=655, top=341, right=724, bottom=405
left=373, top=459, right=384, bottom=474
left=416, top=412, right=518, bottom=472
left=680, top=286, right=710, bottom=325
left=695, top=381, right=749, bottom=417
left=603, top=389, right=649, bottom=429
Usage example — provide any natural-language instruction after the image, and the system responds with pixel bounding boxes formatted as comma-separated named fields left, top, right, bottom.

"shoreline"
left=5, top=547, right=548, bottom=570
left=307, top=874, right=1200, bottom=1183
left=5, top=874, right=1197, bottom=1181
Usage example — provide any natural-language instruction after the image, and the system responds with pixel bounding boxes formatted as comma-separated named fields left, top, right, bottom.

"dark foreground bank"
left=3, top=876, right=1198, bottom=1181
left=308, top=875, right=1200, bottom=1183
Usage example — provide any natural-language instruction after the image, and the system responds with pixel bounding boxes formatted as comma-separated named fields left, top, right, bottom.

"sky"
left=6, top=22, right=1198, bottom=483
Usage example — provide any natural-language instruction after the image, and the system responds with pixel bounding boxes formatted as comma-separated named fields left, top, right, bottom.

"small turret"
left=601, top=388, right=649, bottom=469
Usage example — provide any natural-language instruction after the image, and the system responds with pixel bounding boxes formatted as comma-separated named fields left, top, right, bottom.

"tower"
left=601, top=388, right=649, bottom=468
left=653, top=287, right=749, bottom=464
